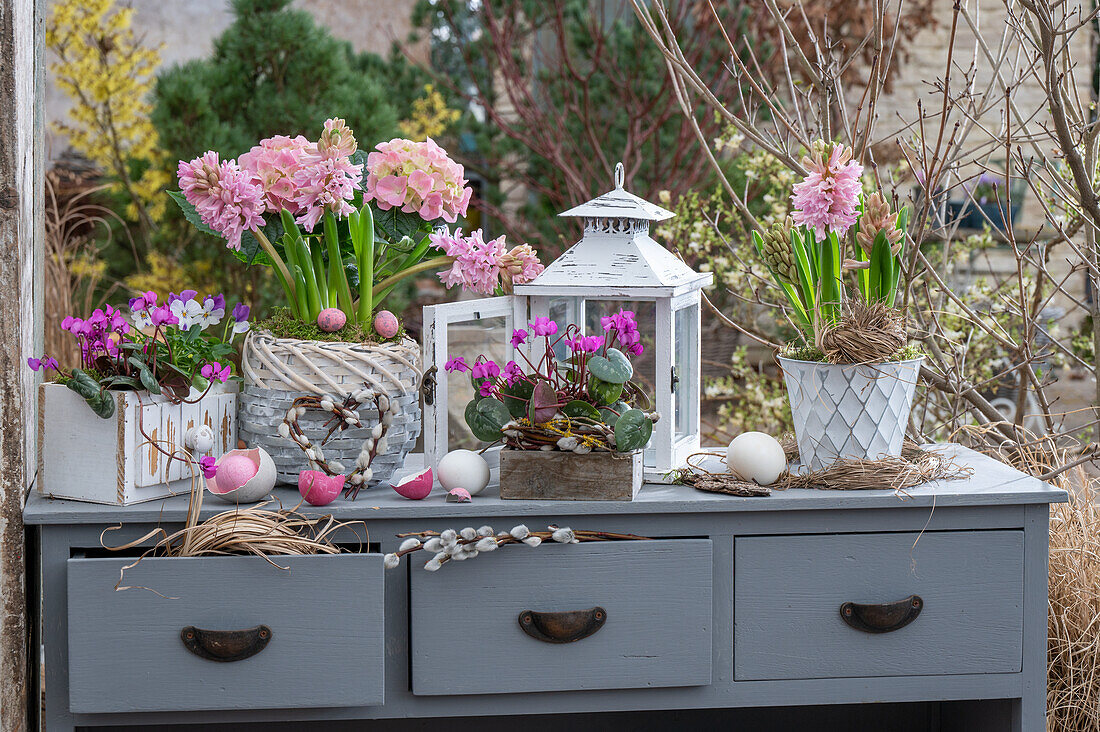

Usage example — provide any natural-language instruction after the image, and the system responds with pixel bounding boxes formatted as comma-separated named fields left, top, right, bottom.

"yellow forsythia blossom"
left=47, top=0, right=169, bottom=225
left=398, top=84, right=461, bottom=142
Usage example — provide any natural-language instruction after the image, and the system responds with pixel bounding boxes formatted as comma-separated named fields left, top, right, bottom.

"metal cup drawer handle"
left=518, top=607, right=606, bottom=643
left=840, top=595, right=923, bottom=634
left=181, top=625, right=272, bottom=662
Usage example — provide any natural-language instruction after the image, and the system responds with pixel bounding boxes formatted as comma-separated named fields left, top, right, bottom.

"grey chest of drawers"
left=24, top=445, right=1066, bottom=731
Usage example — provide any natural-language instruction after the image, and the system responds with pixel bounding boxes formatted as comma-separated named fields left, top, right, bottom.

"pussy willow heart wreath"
left=279, top=387, right=400, bottom=499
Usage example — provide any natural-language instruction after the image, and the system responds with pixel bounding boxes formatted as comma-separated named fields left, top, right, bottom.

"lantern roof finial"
left=558, top=161, right=674, bottom=222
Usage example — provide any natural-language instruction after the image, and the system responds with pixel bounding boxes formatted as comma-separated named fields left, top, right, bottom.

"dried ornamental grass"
left=818, top=300, right=908, bottom=365
left=102, top=468, right=366, bottom=592
left=1047, top=479, right=1100, bottom=732
left=677, top=438, right=969, bottom=495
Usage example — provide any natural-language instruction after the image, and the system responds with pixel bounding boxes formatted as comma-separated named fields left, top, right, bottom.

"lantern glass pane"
left=674, top=303, right=700, bottom=440
left=446, top=315, right=508, bottom=451
left=581, top=299, right=657, bottom=398
left=582, top=299, right=657, bottom=467
left=548, top=297, right=584, bottom=361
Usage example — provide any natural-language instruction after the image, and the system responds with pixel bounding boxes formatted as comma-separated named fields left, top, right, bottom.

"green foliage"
left=152, top=0, right=399, bottom=166
left=613, top=408, right=653, bottom=452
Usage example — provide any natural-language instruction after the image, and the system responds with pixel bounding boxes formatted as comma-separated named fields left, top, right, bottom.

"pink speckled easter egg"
left=317, top=308, right=346, bottom=332
left=214, top=453, right=259, bottom=492
left=373, top=310, right=399, bottom=339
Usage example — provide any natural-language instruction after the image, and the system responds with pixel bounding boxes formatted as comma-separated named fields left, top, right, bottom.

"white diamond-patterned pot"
left=778, top=356, right=923, bottom=470
left=238, top=331, right=423, bottom=487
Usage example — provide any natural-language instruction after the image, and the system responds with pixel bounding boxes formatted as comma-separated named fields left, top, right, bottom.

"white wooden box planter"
left=37, top=382, right=237, bottom=505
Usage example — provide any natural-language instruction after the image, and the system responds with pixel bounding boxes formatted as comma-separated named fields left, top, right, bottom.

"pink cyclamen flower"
left=149, top=305, right=178, bottom=327
left=790, top=142, right=864, bottom=240
left=502, top=361, right=523, bottom=386
left=201, top=361, right=232, bottom=383
left=568, top=335, right=602, bottom=353
left=444, top=356, right=469, bottom=373
left=471, top=358, right=500, bottom=380
left=291, top=155, right=363, bottom=231
left=529, top=317, right=558, bottom=337
left=478, top=380, right=495, bottom=398
left=199, top=456, right=217, bottom=480
left=238, top=135, right=313, bottom=214
left=27, top=355, right=58, bottom=372
left=510, top=329, right=529, bottom=348
left=364, top=138, right=472, bottom=224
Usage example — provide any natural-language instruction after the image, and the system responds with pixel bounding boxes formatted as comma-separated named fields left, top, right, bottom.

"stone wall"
left=873, top=0, right=1095, bottom=231
left=44, top=0, right=424, bottom=159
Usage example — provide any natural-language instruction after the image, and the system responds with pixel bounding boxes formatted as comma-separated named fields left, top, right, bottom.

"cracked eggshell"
left=437, top=449, right=490, bottom=496
left=392, top=467, right=433, bottom=500
left=298, top=470, right=345, bottom=506
left=207, top=448, right=277, bottom=503
left=726, top=431, right=787, bottom=486
left=446, top=488, right=472, bottom=503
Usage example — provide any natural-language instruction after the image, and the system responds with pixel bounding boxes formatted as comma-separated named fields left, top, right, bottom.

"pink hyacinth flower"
left=790, top=143, right=864, bottom=240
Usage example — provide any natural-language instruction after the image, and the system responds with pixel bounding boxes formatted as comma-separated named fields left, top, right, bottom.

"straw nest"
left=819, top=300, right=908, bottom=365
left=102, top=466, right=365, bottom=592
left=677, top=438, right=970, bottom=496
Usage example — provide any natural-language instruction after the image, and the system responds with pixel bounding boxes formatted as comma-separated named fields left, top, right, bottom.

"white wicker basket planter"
left=778, top=356, right=923, bottom=471
left=239, top=330, right=423, bottom=487
left=37, top=382, right=237, bottom=505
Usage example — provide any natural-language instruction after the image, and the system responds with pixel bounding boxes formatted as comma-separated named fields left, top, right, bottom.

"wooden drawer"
left=734, top=531, right=1023, bottom=681
left=67, top=553, right=384, bottom=713
left=410, top=539, right=713, bottom=695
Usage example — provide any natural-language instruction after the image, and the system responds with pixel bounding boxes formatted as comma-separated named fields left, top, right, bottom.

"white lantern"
left=423, top=163, right=712, bottom=481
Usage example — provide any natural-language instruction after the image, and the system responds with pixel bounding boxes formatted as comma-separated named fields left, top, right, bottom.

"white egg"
left=726, top=432, right=787, bottom=485
left=436, top=449, right=491, bottom=496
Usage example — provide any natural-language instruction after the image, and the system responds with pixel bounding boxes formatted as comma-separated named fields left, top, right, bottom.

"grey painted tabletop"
left=24, top=444, right=1066, bottom=525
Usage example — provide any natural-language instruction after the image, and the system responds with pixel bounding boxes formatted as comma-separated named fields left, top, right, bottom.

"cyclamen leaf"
left=587, top=348, right=633, bottom=384
left=464, top=398, right=511, bottom=442
left=562, top=400, right=601, bottom=421
left=527, top=381, right=559, bottom=424
left=587, top=375, right=624, bottom=406
left=614, top=409, right=653, bottom=452
left=500, top=379, right=534, bottom=419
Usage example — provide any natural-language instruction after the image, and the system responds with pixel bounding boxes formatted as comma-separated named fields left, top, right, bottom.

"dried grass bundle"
left=102, top=471, right=366, bottom=591
left=819, top=299, right=907, bottom=365
left=1047, top=477, right=1100, bottom=732
left=679, top=438, right=969, bottom=496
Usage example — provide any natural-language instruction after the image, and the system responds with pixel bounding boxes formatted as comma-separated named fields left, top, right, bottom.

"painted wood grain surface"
left=498, top=449, right=642, bottom=500
left=24, top=444, right=1067, bottom=525
left=66, top=553, right=384, bottom=713
left=410, top=539, right=713, bottom=695
left=734, top=530, right=1024, bottom=680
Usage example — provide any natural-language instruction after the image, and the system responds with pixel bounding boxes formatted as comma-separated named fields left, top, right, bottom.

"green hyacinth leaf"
left=500, top=379, right=534, bottom=419
left=588, top=375, right=624, bottom=406
left=587, top=347, right=633, bottom=384
left=464, top=398, right=511, bottom=443
left=562, top=400, right=601, bottom=421
left=614, top=408, right=653, bottom=452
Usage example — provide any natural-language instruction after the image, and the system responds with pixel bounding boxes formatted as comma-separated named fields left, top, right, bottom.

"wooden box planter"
left=498, top=448, right=643, bottom=501
left=37, top=382, right=237, bottom=506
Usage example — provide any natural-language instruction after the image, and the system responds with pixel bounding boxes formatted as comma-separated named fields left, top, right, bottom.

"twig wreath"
left=279, top=387, right=400, bottom=499
left=384, top=524, right=652, bottom=572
